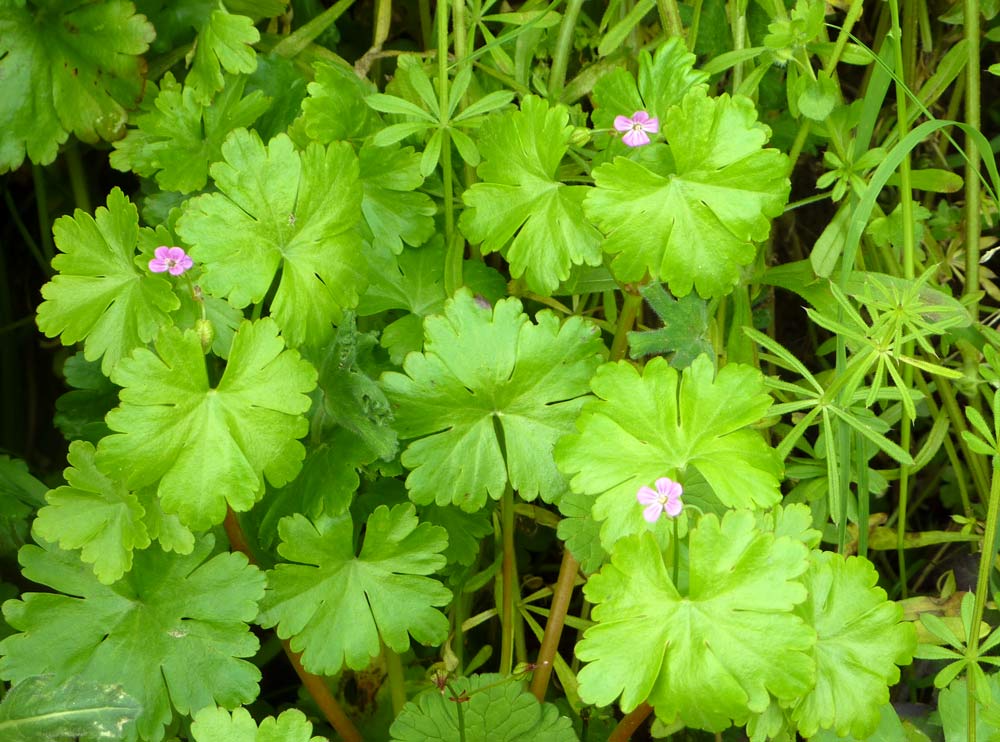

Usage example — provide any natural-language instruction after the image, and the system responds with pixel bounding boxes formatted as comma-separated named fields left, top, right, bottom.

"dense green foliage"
left=2, top=0, right=1000, bottom=740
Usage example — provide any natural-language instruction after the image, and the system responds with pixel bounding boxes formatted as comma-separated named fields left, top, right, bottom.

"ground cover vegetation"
left=0, top=0, right=999, bottom=739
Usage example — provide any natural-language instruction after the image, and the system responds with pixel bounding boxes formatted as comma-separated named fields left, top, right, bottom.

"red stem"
left=529, top=548, right=580, bottom=701
left=608, top=702, right=653, bottom=742
left=223, top=508, right=363, bottom=742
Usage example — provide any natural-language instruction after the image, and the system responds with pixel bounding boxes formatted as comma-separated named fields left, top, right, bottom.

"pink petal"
left=664, top=496, right=683, bottom=518
left=613, top=115, right=634, bottom=133
left=642, top=502, right=664, bottom=523
left=643, top=116, right=660, bottom=134
left=165, top=246, right=187, bottom=262
left=637, top=486, right=659, bottom=505
left=149, top=258, right=169, bottom=273
left=622, top=129, right=650, bottom=147
left=632, top=110, right=651, bottom=123
left=655, top=478, right=682, bottom=498
left=154, top=246, right=172, bottom=260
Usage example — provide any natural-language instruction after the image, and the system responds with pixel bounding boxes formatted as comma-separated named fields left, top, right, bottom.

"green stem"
left=963, top=0, right=982, bottom=319
left=271, top=0, right=356, bottom=57
left=383, top=643, right=407, bottom=717
left=656, top=0, right=684, bottom=39
left=730, top=0, right=748, bottom=91
left=671, top=515, right=680, bottom=586
left=887, top=0, right=915, bottom=595
left=610, top=291, right=643, bottom=361
left=687, top=0, right=703, bottom=51
left=529, top=549, right=579, bottom=701
left=63, top=141, right=91, bottom=214
left=499, top=482, right=517, bottom=675
left=969, top=461, right=1000, bottom=742
left=4, top=188, right=50, bottom=275
left=30, top=165, right=55, bottom=264
left=418, top=0, right=432, bottom=49
left=438, top=2, right=462, bottom=296
left=548, top=0, right=585, bottom=100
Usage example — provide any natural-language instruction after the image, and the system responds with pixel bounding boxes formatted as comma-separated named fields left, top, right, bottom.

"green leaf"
left=306, top=315, right=398, bottom=463
left=110, top=73, right=271, bottom=194
left=34, top=441, right=150, bottom=585
left=460, top=96, right=603, bottom=295
left=598, top=0, right=656, bottom=57
left=185, top=8, right=260, bottom=102
left=365, top=93, right=438, bottom=121
left=0, top=2, right=154, bottom=172
left=420, top=504, right=494, bottom=567
left=359, top=240, right=448, bottom=317
left=556, top=491, right=608, bottom=574
left=176, top=129, right=365, bottom=347
left=257, top=504, right=451, bottom=674
left=584, top=89, right=790, bottom=298
left=382, top=290, right=605, bottom=510
left=0, top=456, right=46, bottom=559
left=360, top=143, right=436, bottom=254
left=0, top=535, right=264, bottom=742
left=790, top=551, right=917, bottom=739
left=53, top=352, right=117, bottom=444
left=592, top=37, right=709, bottom=132
left=555, top=356, right=782, bottom=551
left=576, top=513, right=813, bottom=731
left=36, top=188, right=180, bottom=375
left=389, top=674, right=577, bottom=741
left=627, top=283, right=713, bottom=367
left=938, top=675, right=1000, bottom=742
left=795, top=70, right=838, bottom=121
left=301, top=60, right=381, bottom=142
left=0, top=674, right=140, bottom=742
left=96, top=319, right=317, bottom=531
left=191, top=706, right=326, bottom=742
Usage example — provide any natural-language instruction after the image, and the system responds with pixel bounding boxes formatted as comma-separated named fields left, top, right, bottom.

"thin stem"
left=963, top=0, right=982, bottom=318
left=548, top=0, right=585, bottom=100
left=671, top=515, right=680, bottom=586
left=609, top=291, right=644, bottom=361
left=968, top=462, right=1000, bottom=742
left=383, top=643, right=408, bottom=717
left=283, top=639, right=364, bottom=742
left=222, top=508, right=363, bottom=742
left=687, top=0, right=703, bottom=51
left=30, top=165, right=54, bottom=263
left=499, top=482, right=517, bottom=675
left=529, top=549, right=579, bottom=701
left=63, top=141, right=91, bottom=214
left=889, top=0, right=915, bottom=595
left=418, top=0, right=432, bottom=49
left=438, top=2, right=462, bottom=296
left=729, top=0, right=748, bottom=90
left=608, top=702, right=653, bottom=742
left=3, top=189, right=51, bottom=275
left=656, top=0, right=684, bottom=39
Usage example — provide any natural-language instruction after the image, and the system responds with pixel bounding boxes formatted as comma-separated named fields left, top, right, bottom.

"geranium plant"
left=2, top=0, right=1000, bottom=740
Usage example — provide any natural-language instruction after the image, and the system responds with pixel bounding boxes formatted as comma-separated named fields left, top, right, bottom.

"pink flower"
left=637, top=477, right=683, bottom=523
left=149, top=246, right=193, bottom=276
left=613, top=110, right=659, bottom=147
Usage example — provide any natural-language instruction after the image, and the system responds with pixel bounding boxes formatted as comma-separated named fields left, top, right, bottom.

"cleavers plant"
left=2, top=0, right=1000, bottom=740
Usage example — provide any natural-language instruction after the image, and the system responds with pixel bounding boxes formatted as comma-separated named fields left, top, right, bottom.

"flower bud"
left=569, top=126, right=591, bottom=147
left=195, top=318, right=215, bottom=354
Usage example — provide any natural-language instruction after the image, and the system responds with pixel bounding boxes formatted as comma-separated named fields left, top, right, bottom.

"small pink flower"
left=637, top=477, right=683, bottom=523
left=613, top=110, right=659, bottom=147
left=149, top=246, right=193, bottom=276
